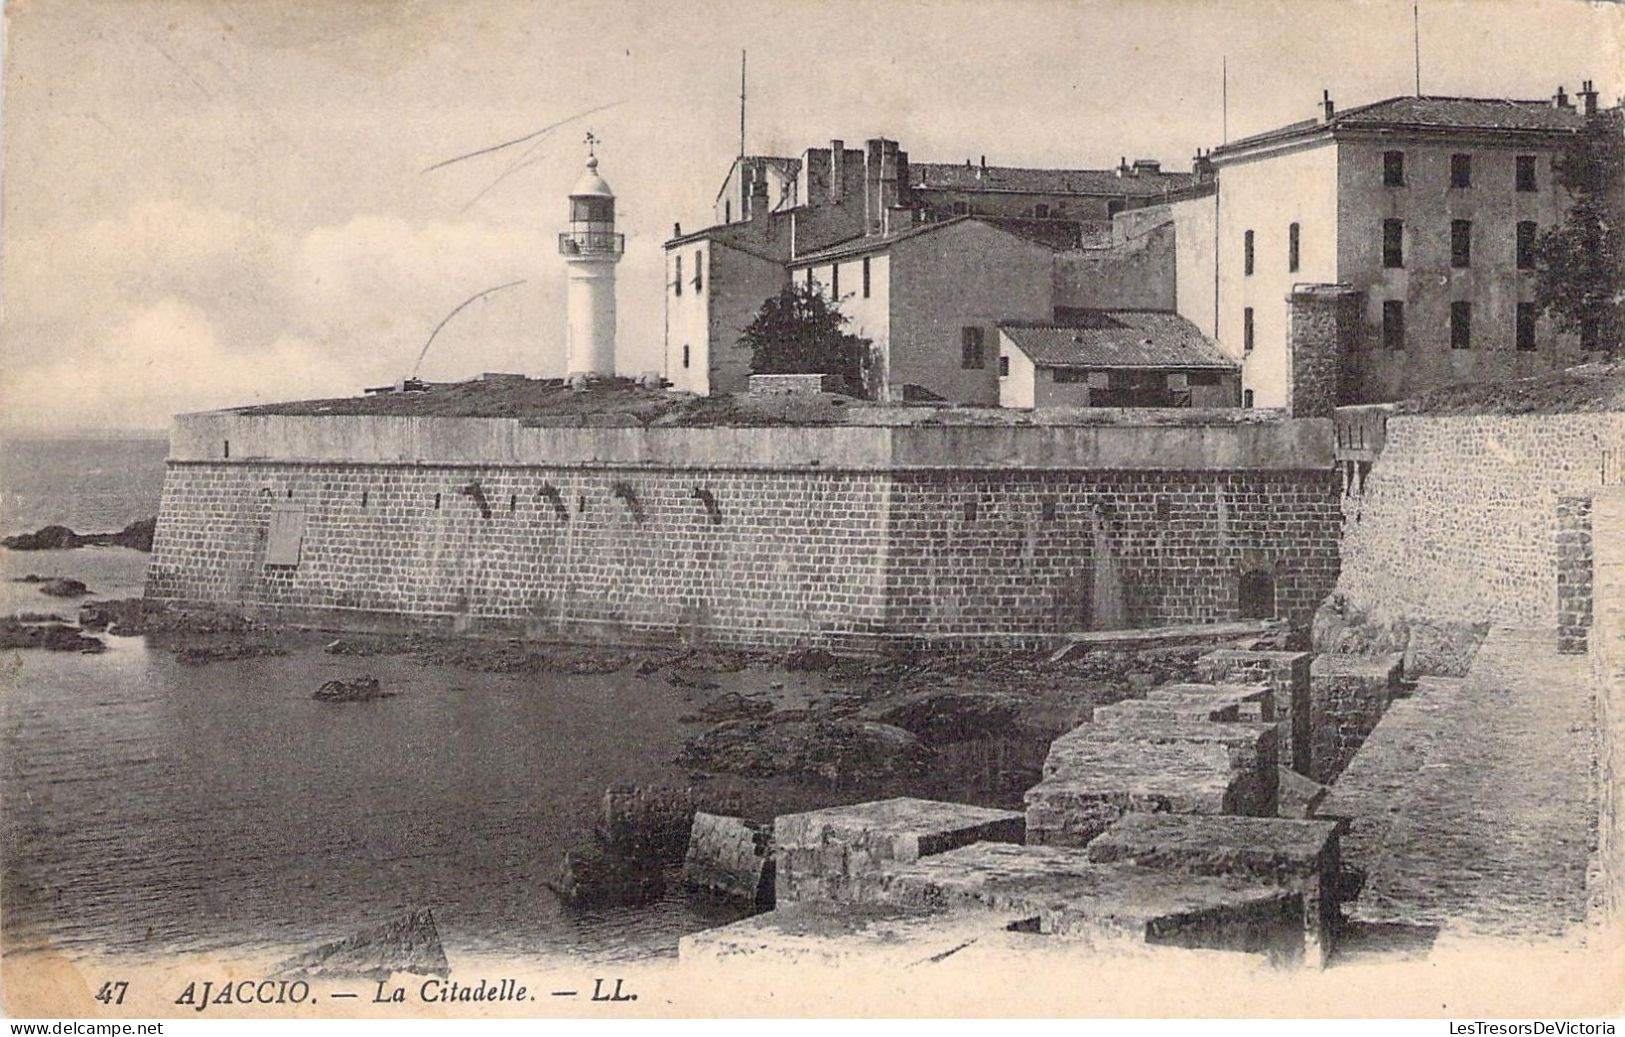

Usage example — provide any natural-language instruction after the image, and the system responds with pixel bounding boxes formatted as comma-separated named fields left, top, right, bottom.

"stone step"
left=1092, top=698, right=1241, bottom=724
left=1025, top=738, right=1274, bottom=847
left=1082, top=813, right=1345, bottom=967
left=1147, top=681, right=1275, bottom=722
left=1043, top=720, right=1278, bottom=783
left=774, top=797, right=1025, bottom=905
left=874, top=841, right=1304, bottom=959
left=677, top=901, right=1033, bottom=968
left=1196, top=649, right=1313, bottom=774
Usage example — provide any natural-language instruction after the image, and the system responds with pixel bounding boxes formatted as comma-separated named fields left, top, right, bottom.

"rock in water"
left=2, top=526, right=81, bottom=550
left=1, top=518, right=156, bottom=552
left=271, top=909, right=450, bottom=980
left=546, top=847, right=664, bottom=907
left=36, top=578, right=90, bottom=598
left=313, top=675, right=390, bottom=702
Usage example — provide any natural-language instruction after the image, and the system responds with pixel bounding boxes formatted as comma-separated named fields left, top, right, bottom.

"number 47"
left=95, top=981, right=128, bottom=1005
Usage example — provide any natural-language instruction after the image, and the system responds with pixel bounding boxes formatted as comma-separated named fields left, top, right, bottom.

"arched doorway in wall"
left=1238, top=568, right=1277, bottom=619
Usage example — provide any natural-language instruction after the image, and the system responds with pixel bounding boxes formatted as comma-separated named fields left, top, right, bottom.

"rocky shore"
left=2, top=518, right=156, bottom=552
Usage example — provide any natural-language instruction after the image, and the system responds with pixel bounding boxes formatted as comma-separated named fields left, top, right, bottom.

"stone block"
left=1025, top=736, right=1275, bottom=847
left=773, top=797, right=1025, bottom=905
left=677, top=901, right=1028, bottom=968
left=1083, top=813, right=1343, bottom=967
left=875, top=841, right=1303, bottom=959
left=1092, top=699, right=1241, bottom=725
left=1147, top=681, right=1275, bottom=722
left=683, top=812, right=774, bottom=906
left=1308, top=653, right=1404, bottom=783
left=1197, top=649, right=1313, bottom=774
left=1044, top=719, right=1279, bottom=819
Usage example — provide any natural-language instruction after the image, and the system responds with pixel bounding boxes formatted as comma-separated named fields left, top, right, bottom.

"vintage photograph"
left=0, top=0, right=1621, bottom=1021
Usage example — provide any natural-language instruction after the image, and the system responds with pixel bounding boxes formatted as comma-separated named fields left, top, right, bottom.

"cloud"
left=1, top=298, right=351, bottom=431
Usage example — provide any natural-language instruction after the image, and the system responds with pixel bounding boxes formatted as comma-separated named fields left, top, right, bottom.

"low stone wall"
left=1591, top=488, right=1625, bottom=929
left=1308, top=654, right=1403, bottom=784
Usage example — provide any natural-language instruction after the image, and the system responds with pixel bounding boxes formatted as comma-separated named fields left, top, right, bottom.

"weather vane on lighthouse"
left=559, top=132, right=622, bottom=383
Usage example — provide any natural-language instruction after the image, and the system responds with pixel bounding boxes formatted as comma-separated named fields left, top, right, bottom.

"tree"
left=1535, top=110, right=1625, bottom=355
left=737, top=283, right=875, bottom=395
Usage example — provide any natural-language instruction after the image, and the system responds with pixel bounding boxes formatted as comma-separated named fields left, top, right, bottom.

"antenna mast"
left=1413, top=0, right=1422, bottom=96
left=1222, top=56, right=1228, bottom=144
left=739, top=49, right=747, bottom=161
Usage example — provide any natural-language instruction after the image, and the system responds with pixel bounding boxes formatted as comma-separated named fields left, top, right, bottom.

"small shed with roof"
left=998, top=311, right=1240, bottom=409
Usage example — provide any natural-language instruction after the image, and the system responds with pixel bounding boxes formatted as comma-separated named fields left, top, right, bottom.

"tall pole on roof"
left=1413, top=0, right=1422, bottom=96
left=1222, top=56, right=1228, bottom=144
left=739, top=49, right=747, bottom=162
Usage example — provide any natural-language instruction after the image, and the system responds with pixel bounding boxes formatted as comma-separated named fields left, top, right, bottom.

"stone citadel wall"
left=146, top=414, right=1341, bottom=649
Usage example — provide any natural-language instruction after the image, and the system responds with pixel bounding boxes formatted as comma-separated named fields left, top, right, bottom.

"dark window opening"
left=1451, top=301, right=1472, bottom=349
left=724, top=199, right=731, bottom=223
left=674, top=255, right=682, bottom=296
left=434, top=492, right=442, bottom=510
left=998, top=354, right=1010, bottom=377
left=286, top=488, right=293, bottom=499
left=1288, top=222, right=1301, bottom=273
left=1383, top=219, right=1404, bottom=268
left=1189, top=371, right=1223, bottom=386
left=961, top=326, right=985, bottom=369
left=361, top=490, right=368, bottom=508
left=1383, top=300, right=1406, bottom=351
left=1516, top=155, right=1537, bottom=192
left=805, top=267, right=813, bottom=288
left=1383, top=150, right=1405, bottom=187
left=577, top=494, right=587, bottom=514
left=693, top=250, right=703, bottom=291
left=509, top=494, right=517, bottom=512
left=1243, top=389, right=1255, bottom=408
left=1516, top=302, right=1537, bottom=351
left=571, top=197, right=613, bottom=222
left=831, top=263, right=839, bottom=299
left=1451, top=153, right=1472, bottom=188
left=1243, top=229, right=1255, bottom=275
left=1451, top=219, right=1472, bottom=268
left=1034, top=203, right=1050, bottom=219
left=862, top=257, right=872, bottom=298
left=682, top=344, right=690, bottom=369
left=1239, top=570, right=1276, bottom=619
left=223, top=439, right=230, bottom=459
left=1243, top=307, right=1255, bottom=353
left=1517, top=221, right=1538, bottom=270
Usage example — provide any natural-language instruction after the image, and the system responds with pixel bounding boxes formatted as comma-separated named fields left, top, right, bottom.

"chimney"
left=1132, top=158, right=1162, bottom=175
left=1580, top=80, right=1599, bottom=115
left=1193, top=148, right=1215, bottom=179
left=1322, top=89, right=1335, bottom=122
left=673, top=222, right=682, bottom=238
left=1117, top=156, right=1129, bottom=178
left=1554, top=85, right=1571, bottom=109
left=829, top=140, right=845, bottom=201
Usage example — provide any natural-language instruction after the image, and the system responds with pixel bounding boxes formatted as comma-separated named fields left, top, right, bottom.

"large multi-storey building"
left=1178, top=85, right=1610, bottom=407
left=665, top=137, right=1207, bottom=398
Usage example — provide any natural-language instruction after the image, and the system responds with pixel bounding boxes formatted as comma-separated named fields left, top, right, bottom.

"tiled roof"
left=791, top=215, right=1068, bottom=265
left=1218, top=95, right=1590, bottom=155
left=911, top=162, right=1197, bottom=197
left=999, top=312, right=1237, bottom=370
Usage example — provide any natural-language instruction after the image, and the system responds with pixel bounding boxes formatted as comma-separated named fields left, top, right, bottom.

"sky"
left=0, top=0, right=1620, bottom=432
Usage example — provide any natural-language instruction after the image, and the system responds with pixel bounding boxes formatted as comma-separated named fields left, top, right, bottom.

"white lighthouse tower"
left=558, top=134, right=623, bottom=380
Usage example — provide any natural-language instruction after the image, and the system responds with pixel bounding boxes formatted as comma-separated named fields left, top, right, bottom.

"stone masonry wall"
left=1335, top=412, right=1625, bottom=630
left=1590, top=488, right=1625, bottom=929
left=1556, top=496, right=1594, bottom=654
left=147, top=459, right=1342, bottom=648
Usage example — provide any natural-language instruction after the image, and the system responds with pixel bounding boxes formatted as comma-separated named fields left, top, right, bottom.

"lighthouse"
left=558, top=135, right=623, bottom=379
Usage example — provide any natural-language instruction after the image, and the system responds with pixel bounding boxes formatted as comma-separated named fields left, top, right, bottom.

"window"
left=1383, top=150, right=1405, bottom=187
left=724, top=200, right=732, bottom=222
left=1383, top=300, right=1405, bottom=350
left=1451, top=153, right=1472, bottom=188
left=1034, top=203, right=1050, bottom=219
left=1243, top=389, right=1255, bottom=408
left=1243, top=307, right=1255, bottom=352
left=1451, top=219, right=1472, bottom=268
left=1053, top=368, right=1090, bottom=384
left=682, top=344, right=690, bottom=369
left=1516, top=303, right=1537, bottom=351
left=1383, top=219, right=1404, bottom=268
left=693, top=250, right=703, bottom=291
left=1451, top=301, right=1472, bottom=349
left=961, top=326, right=985, bottom=368
left=998, top=354, right=1010, bottom=377
left=805, top=267, right=813, bottom=288
left=1244, top=229, right=1255, bottom=275
left=1516, top=155, right=1537, bottom=192
left=862, top=257, right=872, bottom=298
left=1288, top=222, right=1301, bottom=273
left=1517, top=221, right=1538, bottom=270
left=831, top=263, right=839, bottom=299
left=674, top=255, right=683, bottom=296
